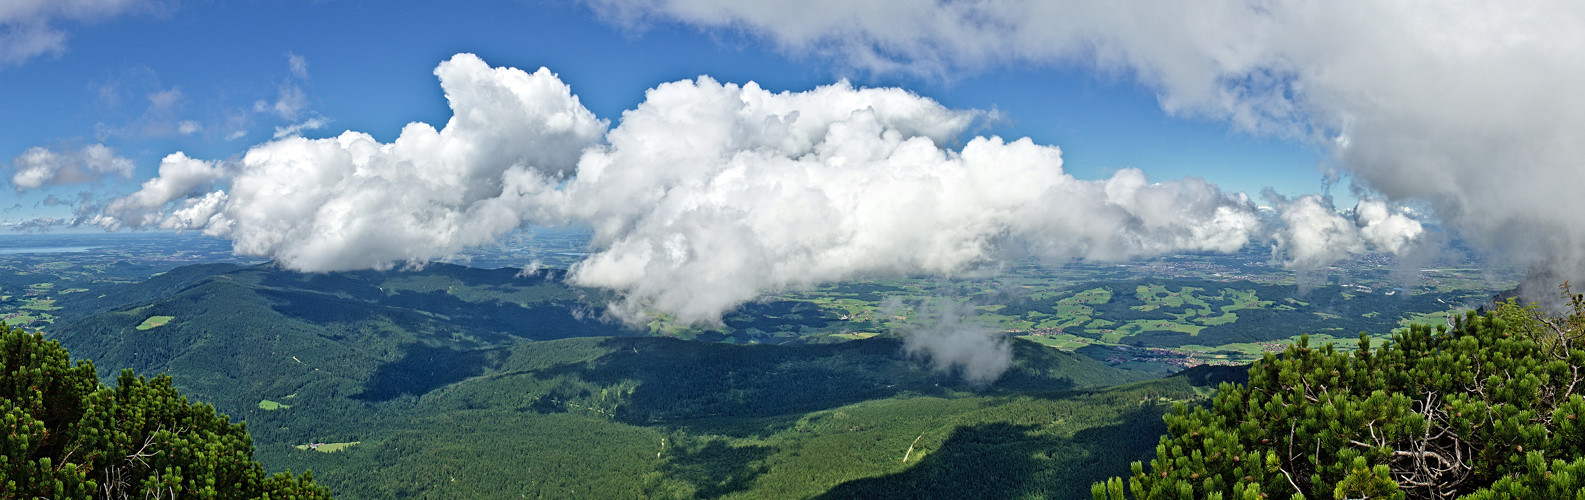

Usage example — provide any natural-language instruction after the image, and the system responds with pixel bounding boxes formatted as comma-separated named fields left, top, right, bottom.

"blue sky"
left=0, top=0, right=1327, bottom=227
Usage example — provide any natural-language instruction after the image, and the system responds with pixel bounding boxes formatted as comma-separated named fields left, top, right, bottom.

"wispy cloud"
left=5, top=217, right=68, bottom=233
left=287, top=51, right=308, bottom=79
left=233, top=52, right=327, bottom=141
left=254, top=84, right=306, bottom=121
left=91, top=67, right=203, bottom=139
left=0, top=0, right=150, bottom=68
left=7, top=143, right=135, bottom=190
left=272, top=117, right=329, bottom=139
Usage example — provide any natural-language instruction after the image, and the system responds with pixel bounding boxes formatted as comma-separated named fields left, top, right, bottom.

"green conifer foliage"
left=0, top=322, right=329, bottom=499
left=1096, top=287, right=1585, bottom=499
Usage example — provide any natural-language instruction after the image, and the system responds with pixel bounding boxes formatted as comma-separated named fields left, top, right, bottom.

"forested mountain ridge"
left=23, top=256, right=1560, bottom=498
left=263, top=335, right=1211, bottom=498
left=51, top=262, right=244, bottom=323
left=31, top=262, right=1179, bottom=498
left=48, top=262, right=624, bottom=384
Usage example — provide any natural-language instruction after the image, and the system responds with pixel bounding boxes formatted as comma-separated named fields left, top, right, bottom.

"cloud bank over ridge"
left=562, top=75, right=1265, bottom=321
left=95, top=53, right=1422, bottom=325
left=583, top=0, right=1585, bottom=295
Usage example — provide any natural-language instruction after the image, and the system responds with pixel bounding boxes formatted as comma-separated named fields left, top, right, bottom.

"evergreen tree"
left=0, top=322, right=329, bottom=498
left=1095, top=286, right=1585, bottom=499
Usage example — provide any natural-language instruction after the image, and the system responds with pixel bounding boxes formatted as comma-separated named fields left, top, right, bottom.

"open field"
left=136, top=315, right=175, bottom=330
left=296, top=441, right=360, bottom=453
left=259, top=399, right=293, bottom=411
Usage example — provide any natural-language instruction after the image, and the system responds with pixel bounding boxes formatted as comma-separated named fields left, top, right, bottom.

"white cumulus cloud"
left=563, top=76, right=1261, bottom=323
left=1269, top=194, right=1423, bottom=270
left=94, top=152, right=225, bottom=230
left=1354, top=198, right=1423, bottom=257
left=159, top=53, right=607, bottom=272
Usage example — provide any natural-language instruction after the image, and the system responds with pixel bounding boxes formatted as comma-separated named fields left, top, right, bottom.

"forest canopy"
left=0, top=323, right=328, bottom=499
left=1094, top=287, right=1585, bottom=499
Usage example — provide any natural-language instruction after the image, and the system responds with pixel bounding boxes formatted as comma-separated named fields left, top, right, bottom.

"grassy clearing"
left=1067, top=287, right=1113, bottom=304
left=1049, top=287, right=1112, bottom=326
left=1179, top=331, right=1402, bottom=363
left=811, top=296, right=883, bottom=320
left=296, top=441, right=360, bottom=453
left=829, top=332, right=879, bottom=340
left=1178, top=342, right=1282, bottom=361
left=1195, top=313, right=1238, bottom=326
left=1018, top=334, right=1094, bottom=349
left=2, top=313, right=48, bottom=326
left=1399, top=309, right=1459, bottom=328
left=21, top=298, right=58, bottom=311
left=1218, top=289, right=1273, bottom=313
left=1134, top=284, right=1209, bottom=311
left=1117, top=319, right=1204, bottom=336
left=136, top=315, right=175, bottom=330
left=259, top=399, right=293, bottom=410
left=1026, top=290, right=1068, bottom=301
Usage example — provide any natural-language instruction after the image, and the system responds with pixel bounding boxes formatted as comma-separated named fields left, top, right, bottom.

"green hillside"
left=51, top=262, right=244, bottom=322
left=39, top=263, right=1188, bottom=498
left=256, top=337, right=1209, bottom=499
left=49, top=263, right=625, bottom=380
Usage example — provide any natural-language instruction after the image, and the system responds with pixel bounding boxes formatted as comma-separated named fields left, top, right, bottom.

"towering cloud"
left=119, top=54, right=1413, bottom=325
left=563, top=77, right=1260, bottom=322
left=137, top=53, right=606, bottom=271
left=585, top=0, right=1585, bottom=295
